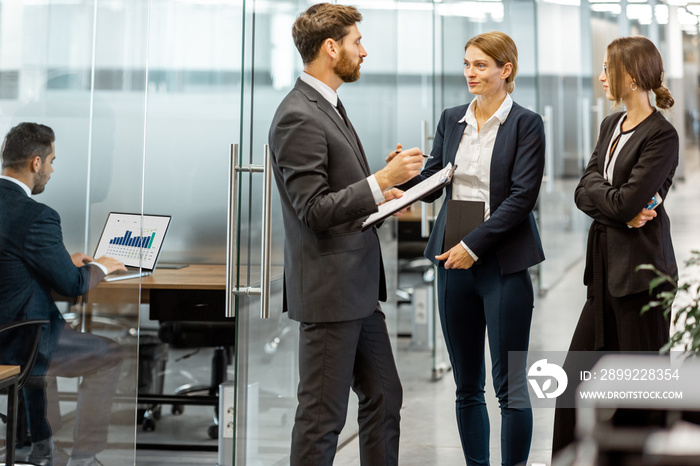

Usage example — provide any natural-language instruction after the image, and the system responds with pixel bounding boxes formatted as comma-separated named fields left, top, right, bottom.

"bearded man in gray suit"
left=268, top=4, right=425, bottom=465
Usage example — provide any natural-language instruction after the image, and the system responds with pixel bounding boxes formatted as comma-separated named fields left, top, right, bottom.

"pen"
left=388, top=148, right=432, bottom=161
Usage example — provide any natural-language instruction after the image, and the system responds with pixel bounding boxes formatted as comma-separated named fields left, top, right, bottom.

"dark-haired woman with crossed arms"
left=552, top=36, right=679, bottom=454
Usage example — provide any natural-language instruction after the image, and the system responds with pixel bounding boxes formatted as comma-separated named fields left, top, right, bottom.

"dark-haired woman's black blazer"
left=575, top=110, right=678, bottom=296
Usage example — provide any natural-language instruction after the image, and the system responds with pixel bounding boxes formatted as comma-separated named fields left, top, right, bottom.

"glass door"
left=231, top=1, right=299, bottom=463
left=135, top=0, right=245, bottom=460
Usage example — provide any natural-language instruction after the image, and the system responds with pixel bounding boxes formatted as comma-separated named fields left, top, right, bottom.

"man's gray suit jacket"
left=269, top=78, right=386, bottom=323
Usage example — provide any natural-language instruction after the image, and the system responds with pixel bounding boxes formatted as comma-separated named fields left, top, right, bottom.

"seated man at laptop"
left=0, top=122, right=126, bottom=466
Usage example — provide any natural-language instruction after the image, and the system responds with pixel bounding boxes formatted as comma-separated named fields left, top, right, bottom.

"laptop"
left=93, top=212, right=172, bottom=282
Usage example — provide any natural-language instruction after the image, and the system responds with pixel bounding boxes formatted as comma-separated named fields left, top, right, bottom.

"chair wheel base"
left=143, top=417, right=157, bottom=432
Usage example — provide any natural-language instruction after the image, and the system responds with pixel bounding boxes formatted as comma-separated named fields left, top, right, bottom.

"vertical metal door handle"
left=225, top=143, right=272, bottom=319
left=421, top=120, right=434, bottom=238
left=543, top=106, right=554, bottom=194
left=226, top=143, right=240, bottom=318
left=259, top=145, right=272, bottom=319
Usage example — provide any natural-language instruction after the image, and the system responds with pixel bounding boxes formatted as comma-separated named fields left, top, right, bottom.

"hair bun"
left=653, top=85, right=674, bottom=109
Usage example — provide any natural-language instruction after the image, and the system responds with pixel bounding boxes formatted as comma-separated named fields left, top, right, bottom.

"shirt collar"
left=460, top=93, right=514, bottom=127
left=300, top=72, right=339, bottom=108
left=0, top=175, right=31, bottom=196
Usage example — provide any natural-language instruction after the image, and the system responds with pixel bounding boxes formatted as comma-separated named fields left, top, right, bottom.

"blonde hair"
left=465, top=31, right=518, bottom=94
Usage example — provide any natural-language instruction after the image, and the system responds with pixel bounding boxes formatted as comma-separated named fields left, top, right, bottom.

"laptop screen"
left=93, top=213, right=172, bottom=270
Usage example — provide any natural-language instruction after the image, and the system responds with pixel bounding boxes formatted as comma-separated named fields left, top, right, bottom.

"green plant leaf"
left=641, top=251, right=700, bottom=354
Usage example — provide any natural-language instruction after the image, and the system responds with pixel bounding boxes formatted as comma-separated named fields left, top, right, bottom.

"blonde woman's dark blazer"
left=404, top=101, right=546, bottom=275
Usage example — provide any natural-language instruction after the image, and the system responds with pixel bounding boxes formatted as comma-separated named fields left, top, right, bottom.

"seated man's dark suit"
left=0, top=178, right=122, bottom=461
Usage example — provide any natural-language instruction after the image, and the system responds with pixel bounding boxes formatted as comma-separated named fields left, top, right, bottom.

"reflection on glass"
left=0, top=1, right=147, bottom=464
left=0, top=119, right=134, bottom=466
left=135, top=0, right=244, bottom=461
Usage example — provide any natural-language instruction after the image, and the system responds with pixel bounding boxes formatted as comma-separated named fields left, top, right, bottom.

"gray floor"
left=334, top=243, right=586, bottom=466
left=6, top=155, right=698, bottom=466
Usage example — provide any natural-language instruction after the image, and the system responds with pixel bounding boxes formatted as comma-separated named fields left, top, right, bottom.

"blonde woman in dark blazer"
left=552, top=36, right=678, bottom=454
left=396, top=31, right=545, bottom=466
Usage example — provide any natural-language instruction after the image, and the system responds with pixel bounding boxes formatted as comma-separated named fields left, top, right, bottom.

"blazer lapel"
left=318, top=99, right=371, bottom=175
left=609, top=111, right=661, bottom=185
left=343, top=115, right=371, bottom=175
left=443, top=115, right=467, bottom=200
left=445, top=118, right=467, bottom=167
left=597, top=113, right=625, bottom=175
left=295, top=80, right=371, bottom=176
left=490, top=122, right=508, bottom=196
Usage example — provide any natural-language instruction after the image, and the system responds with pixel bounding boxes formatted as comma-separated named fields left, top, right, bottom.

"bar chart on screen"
left=105, top=229, right=160, bottom=263
left=109, top=230, right=157, bottom=248
left=94, top=213, right=171, bottom=269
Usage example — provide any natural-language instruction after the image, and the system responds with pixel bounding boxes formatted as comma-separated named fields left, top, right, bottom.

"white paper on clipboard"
left=361, top=162, right=456, bottom=230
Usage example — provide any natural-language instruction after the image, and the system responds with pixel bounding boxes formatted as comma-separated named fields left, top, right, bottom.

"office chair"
left=0, top=319, right=50, bottom=462
left=137, top=321, right=235, bottom=439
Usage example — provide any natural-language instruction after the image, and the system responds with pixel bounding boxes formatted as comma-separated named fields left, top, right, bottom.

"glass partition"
left=124, top=0, right=244, bottom=459
left=0, top=1, right=144, bottom=464
left=234, top=1, right=338, bottom=463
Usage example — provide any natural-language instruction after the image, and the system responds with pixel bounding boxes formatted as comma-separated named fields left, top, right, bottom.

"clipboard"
left=443, top=199, right=485, bottom=250
left=361, top=163, right=457, bottom=231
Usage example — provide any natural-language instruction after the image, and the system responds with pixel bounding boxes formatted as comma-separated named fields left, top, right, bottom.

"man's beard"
left=32, top=168, right=49, bottom=195
left=334, top=48, right=362, bottom=83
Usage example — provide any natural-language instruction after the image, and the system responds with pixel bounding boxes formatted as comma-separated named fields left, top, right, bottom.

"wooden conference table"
left=88, top=264, right=228, bottom=321
left=89, top=263, right=282, bottom=320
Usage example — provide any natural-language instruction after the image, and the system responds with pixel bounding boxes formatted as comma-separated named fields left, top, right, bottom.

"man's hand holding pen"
left=385, top=143, right=432, bottom=163
left=374, top=143, right=425, bottom=191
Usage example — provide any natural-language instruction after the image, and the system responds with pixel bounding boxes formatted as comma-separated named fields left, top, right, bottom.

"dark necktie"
left=335, top=98, right=370, bottom=175
left=336, top=99, right=351, bottom=128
